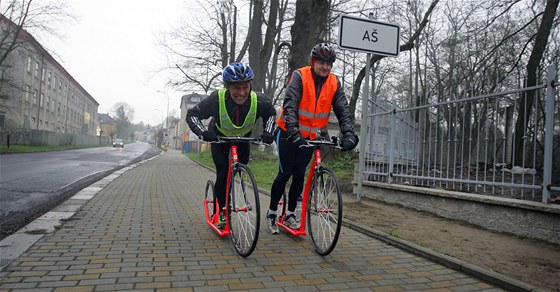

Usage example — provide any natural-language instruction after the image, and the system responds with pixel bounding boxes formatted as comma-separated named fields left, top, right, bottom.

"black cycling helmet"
left=222, top=62, right=254, bottom=84
left=310, top=43, right=336, bottom=63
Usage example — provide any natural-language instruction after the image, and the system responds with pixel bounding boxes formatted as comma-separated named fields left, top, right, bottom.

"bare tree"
left=161, top=0, right=236, bottom=94
left=0, top=0, right=72, bottom=67
left=248, top=0, right=284, bottom=93
left=347, top=0, right=440, bottom=122
left=512, top=0, right=559, bottom=166
left=164, top=0, right=290, bottom=99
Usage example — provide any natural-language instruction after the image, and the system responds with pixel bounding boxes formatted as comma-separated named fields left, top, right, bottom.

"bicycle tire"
left=306, top=167, right=342, bottom=256
left=228, top=164, right=260, bottom=257
left=205, top=180, right=216, bottom=223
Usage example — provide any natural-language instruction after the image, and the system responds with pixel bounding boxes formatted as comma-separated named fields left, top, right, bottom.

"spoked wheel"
left=205, top=180, right=216, bottom=223
left=307, top=167, right=342, bottom=256
left=228, top=164, right=260, bottom=257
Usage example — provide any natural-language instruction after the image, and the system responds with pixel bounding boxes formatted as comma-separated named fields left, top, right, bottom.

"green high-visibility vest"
left=215, top=88, right=257, bottom=136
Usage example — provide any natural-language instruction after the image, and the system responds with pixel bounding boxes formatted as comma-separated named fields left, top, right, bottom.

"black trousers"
left=211, top=142, right=250, bottom=212
left=269, top=129, right=313, bottom=213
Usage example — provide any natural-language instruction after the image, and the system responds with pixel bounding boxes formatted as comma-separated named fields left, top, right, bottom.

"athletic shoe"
left=218, top=212, right=226, bottom=229
left=284, top=214, right=299, bottom=229
left=266, top=212, right=279, bottom=234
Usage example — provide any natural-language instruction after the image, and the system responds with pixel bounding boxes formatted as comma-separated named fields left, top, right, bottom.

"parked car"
left=113, top=139, right=124, bottom=148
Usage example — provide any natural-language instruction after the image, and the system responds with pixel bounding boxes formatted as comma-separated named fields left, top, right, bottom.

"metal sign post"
left=338, top=14, right=400, bottom=201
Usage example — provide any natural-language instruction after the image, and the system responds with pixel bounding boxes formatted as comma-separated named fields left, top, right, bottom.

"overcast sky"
left=45, top=0, right=186, bottom=126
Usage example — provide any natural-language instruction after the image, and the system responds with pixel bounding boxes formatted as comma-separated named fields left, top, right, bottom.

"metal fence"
left=360, top=65, right=558, bottom=204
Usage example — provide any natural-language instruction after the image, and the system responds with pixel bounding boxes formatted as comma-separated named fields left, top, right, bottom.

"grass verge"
left=0, top=144, right=110, bottom=154
left=185, top=146, right=356, bottom=191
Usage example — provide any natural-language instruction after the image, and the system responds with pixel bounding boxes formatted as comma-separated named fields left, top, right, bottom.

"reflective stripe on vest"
left=215, top=88, right=257, bottom=136
left=277, top=66, right=338, bottom=139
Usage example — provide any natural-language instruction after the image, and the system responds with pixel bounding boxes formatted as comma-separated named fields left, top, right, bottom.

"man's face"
left=228, top=81, right=251, bottom=105
left=312, top=60, right=333, bottom=77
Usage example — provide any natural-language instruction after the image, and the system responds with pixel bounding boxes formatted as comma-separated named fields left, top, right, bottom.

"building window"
left=25, top=85, right=31, bottom=101
left=41, top=68, right=46, bottom=82
left=33, top=90, right=37, bottom=104
left=27, top=56, right=32, bottom=73
left=46, top=96, right=50, bottom=111
left=40, top=93, right=44, bottom=107
left=47, top=71, right=52, bottom=87
left=35, top=62, right=40, bottom=77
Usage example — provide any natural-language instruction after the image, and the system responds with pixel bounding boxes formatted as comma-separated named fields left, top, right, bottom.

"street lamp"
left=157, top=90, right=169, bottom=130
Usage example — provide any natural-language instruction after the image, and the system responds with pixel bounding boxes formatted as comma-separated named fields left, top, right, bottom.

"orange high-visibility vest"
left=277, top=66, right=338, bottom=140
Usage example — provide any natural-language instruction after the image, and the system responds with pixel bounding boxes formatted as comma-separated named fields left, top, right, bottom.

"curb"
left=342, top=218, right=542, bottom=292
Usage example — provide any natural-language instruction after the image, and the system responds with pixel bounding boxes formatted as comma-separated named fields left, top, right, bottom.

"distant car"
left=112, top=139, right=124, bottom=148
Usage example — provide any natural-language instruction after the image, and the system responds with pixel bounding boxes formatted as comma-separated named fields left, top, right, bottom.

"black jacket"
left=282, top=68, right=355, bottom=136
left=186, top=89, right=276, bottom=137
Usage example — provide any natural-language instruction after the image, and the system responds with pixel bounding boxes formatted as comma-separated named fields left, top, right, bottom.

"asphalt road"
left=0, top=142, right=161, bottom=240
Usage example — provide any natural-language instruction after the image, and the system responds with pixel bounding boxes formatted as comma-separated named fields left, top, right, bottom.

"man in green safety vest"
left=187, top=62, right=276, bottom=228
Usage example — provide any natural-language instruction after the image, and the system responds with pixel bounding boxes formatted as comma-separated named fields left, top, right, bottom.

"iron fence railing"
left=359, top=65, right=558, bottom=204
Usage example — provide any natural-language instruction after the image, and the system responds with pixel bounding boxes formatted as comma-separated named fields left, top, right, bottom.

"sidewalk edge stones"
left=342, top=218, right=541, bottom=292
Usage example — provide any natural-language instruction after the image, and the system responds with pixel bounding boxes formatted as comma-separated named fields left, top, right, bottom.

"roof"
left=98, top=113, right=114, bottom=123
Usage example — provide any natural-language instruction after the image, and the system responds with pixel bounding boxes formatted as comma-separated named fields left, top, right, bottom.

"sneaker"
left=217, top=212, right=226, bottom=229
left=266, top=212, right=279, bottom=234
left=284, top=214, right=299, bottom=229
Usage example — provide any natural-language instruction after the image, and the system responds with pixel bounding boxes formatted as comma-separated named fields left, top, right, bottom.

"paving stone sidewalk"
left=0, top=149, right=504, bottom=291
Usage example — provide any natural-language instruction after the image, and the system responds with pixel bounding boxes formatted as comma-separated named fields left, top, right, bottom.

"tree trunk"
left=288, top=0, right=330, bottom=74
left=248, top=0, right=279, bottom=93
left=249, top=0, right=264, bottom=91
left=512, top=0, right=559, bottom=166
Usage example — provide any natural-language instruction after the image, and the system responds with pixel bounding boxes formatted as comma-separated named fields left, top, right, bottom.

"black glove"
left=200, top=131, right=218, bottom=142
left=287, top=131, right=306, bottom=148
left=259, top=132, right=274, bottom=144
left=341, top=133, right=359, bottom=151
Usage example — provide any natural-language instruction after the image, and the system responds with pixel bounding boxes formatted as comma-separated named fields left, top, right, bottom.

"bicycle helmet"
left=310, top=43, right=336, bottom=63
left=222, top=62, right=254, bottom=84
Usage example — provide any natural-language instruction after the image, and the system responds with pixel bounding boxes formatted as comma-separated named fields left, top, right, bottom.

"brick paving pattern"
left=0, top=149, right=503, bottom=291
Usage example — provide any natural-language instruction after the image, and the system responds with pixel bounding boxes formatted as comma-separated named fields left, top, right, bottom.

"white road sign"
left=339, top=15, right=400, bottom=57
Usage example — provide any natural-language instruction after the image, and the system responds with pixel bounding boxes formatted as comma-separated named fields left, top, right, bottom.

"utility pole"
left=157, top=90, right=169, bottom=147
